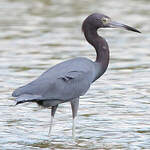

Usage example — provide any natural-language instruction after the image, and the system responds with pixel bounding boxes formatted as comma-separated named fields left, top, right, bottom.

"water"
left=0, top=0, right=150, bottom=149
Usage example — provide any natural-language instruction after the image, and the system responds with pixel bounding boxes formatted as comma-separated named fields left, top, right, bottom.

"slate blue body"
left=12, top=57, right=101, bottom=106
left=12, top=13, right=140, bottom=138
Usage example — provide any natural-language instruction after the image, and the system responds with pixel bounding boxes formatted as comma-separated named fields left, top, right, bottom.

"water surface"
left=0, top=0, right=150, bottom=149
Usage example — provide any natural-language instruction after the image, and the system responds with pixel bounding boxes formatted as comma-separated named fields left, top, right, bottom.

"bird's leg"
left=48, top=104, right=58, bottom=136
left=71, top=98, right=79, bottom=140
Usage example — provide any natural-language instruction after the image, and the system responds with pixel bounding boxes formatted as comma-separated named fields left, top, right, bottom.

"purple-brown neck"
left=83, top=25, right=109, bottom=78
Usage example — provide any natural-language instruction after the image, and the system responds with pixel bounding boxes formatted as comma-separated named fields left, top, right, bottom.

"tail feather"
left=15, top=94, right=43, bottom=105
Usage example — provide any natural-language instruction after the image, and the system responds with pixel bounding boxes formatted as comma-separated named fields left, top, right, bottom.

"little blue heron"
left=12, top=13, right=140, bottom=139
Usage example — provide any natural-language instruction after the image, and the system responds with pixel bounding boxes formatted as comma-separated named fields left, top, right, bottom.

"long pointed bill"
left=108, top=21, right=141, bottom=33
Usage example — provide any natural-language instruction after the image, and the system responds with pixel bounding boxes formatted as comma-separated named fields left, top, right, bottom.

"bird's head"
left=82, top=13, right=141, bottom=33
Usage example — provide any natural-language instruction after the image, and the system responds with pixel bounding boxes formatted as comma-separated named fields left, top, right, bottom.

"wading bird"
left=12, top=13, right=140, bottom=139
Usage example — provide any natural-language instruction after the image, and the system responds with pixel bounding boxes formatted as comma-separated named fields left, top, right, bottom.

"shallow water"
left=0, top=0, right=150, bottom=149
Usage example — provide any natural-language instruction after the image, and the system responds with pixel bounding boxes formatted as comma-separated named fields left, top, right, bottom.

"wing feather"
left=12, top=57, right=95, bottom=102
left=42, top=70, right=92, bottom=100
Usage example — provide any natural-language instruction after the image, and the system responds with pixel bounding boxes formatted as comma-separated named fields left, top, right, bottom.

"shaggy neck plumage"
left=82, top=24, right=109, bottom=77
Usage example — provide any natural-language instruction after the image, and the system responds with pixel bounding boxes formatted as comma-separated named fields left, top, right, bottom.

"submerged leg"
left=71, top=98, right=79, bottom=139
left=48, top=104, right=58, bottom=136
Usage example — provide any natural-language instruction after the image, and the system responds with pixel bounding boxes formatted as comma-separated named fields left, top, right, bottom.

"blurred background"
left=0, top=0, right=150, bottom=149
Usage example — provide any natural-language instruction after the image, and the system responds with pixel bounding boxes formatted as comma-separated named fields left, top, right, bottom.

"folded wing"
left=12, top=58, right=95, bottom=103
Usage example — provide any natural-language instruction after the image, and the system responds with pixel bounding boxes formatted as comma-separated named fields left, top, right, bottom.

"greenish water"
left=0, top=0, right=150, bottom=149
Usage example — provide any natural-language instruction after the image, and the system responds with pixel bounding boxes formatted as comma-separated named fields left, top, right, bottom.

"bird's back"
left=12, top=57, right=97, bottom=105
